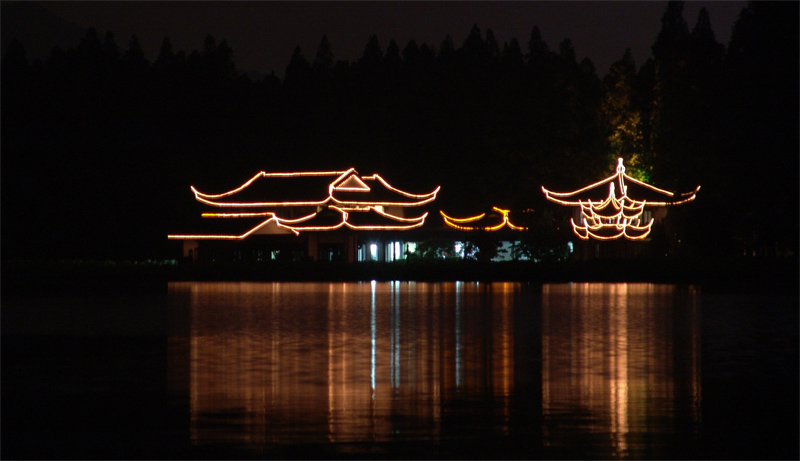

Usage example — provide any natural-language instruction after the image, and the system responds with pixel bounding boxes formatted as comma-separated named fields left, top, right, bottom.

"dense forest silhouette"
left=2, top=1, right=797, bottom=261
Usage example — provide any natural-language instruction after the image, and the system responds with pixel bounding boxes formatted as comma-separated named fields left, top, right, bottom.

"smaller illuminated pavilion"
left=541, top=158, right=700, bottom=241
left=168, top=168, right=441, bottom=262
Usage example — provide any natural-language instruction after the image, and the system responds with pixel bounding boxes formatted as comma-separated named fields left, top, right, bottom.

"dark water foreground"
left=2, top=267, right=798, bottom=460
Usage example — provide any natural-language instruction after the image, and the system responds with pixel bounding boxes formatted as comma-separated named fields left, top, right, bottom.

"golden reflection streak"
left=610, top=283, right=629, bottom=455
left=327, top=284, right=334, bottom=442
left=541, top=283, right=700, bottom=457
left=175, top=281, right=518, bottom=448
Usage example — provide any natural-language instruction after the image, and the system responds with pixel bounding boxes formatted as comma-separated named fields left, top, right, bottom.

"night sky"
left=9, top=1, right=746, bottom=77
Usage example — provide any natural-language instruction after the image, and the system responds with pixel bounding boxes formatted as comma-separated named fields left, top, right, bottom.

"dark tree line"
left=2, top=1, right=797, bottom=261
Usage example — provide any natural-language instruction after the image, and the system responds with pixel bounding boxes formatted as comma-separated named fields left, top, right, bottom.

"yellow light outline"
left=440, top=207, right=528, bottom=231
left=439, top=211, right=487, bottom=224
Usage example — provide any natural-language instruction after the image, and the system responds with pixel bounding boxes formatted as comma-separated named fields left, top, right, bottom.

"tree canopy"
left=2, top=1, right=796, bottom=261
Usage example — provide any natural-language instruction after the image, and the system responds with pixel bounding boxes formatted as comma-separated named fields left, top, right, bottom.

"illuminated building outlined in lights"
left=541, top=158, right=700, bottom=241
left=168, top=168, right=440, bottom=262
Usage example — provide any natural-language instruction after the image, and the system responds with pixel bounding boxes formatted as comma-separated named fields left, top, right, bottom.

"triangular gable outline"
left=334, top=174, right=371, bottom=192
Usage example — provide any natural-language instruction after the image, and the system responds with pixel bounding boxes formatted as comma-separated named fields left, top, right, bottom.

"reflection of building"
left=167, top=281, right=517, bottom=451
left=540, top=283, right=701, bottom=458
left=168, top=169, right=440, bottom=262
left=542, top=159, right=699, bottom=256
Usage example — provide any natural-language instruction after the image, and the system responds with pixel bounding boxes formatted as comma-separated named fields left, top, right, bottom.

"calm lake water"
left=3, top=281, right=797, bottom=459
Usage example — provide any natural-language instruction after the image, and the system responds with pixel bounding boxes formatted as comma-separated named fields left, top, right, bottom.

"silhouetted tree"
left=154, top=36, right=175, bottom=69
left=284, top=45, right=311, bottom=86
left=122, top=34, right=148, bottom=73
left=715, top=1, right=799, bottom=257
left=649, top=1, right=693, bottom=188
left=485, top=29, right=500, bottom=59
left=358, top=34, right=383, bottom=72
left=501, top=38, right=524, bottom=67
left=312, top=35, right=334, bottom=74
left=439, top=34, right=455, bottom=58
left=102, top=31, right=120, bottom=62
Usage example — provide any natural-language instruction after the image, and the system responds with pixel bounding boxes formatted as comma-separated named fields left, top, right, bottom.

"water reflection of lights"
left=169, top=281, right=518, bottom=450
left=541, top=283, right=701, bottom=458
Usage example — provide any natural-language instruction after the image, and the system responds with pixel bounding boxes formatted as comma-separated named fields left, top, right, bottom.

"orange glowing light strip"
left=344, top=214, right=428, bottom=231
left=168, top=212, right=322, bottom=239
left=440, top=207, right=528, bottom=231
left=200, top=212, right=319, bottom=224
left=192, top=169, right=351, bottom=199
left=542, top=158, right=699, bottom=207
left=330, top=205, right=429, bottom=230
left=362, top=174, right=441, bottom=200
left=268, top=206, right=429, bottom=232
left=277, top=214, right=347, bottom=233
left=439, top=211, right=486, bottom=223
left=201, top=211, right=273, bottom=218
left=542, top=177, right=616, bottom=200
left=492, top=206, right=528, bottom=231
left=571, top=216, right=654, bottom=241
left=193, top=192, right=332, bottom=208
left=333, top=174, right=371, bottom=191
left=331, top=195, right=439, bottom=207
left=366, top=206, right=430, bottom=223
left=191, top=168, right=355, bottom=207
left=167, top=216, right=298, bottom=239
left=170, top=206, right=431, bottom=239
left=331, top=174, right=441, bottom=207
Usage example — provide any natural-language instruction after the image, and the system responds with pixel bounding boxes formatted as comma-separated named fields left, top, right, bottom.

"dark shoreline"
left=3, top=257, right=797, bottom=296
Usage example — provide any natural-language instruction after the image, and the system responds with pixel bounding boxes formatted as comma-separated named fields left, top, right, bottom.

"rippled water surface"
left=3, top=281, right=796, bottom=459
left=164, top=281, right=797, bottom=459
